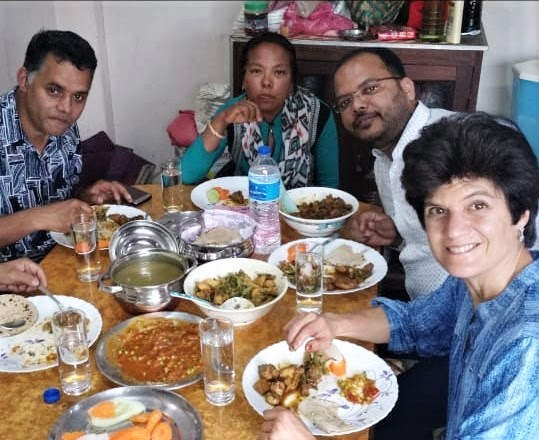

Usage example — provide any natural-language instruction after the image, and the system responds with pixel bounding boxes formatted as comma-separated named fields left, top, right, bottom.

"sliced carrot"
left=61, top=432, right=85, bottom=440
left=131, top=412, right=152, bottom=424
left=150, top=421, right=173, bottom=440
left=109, top=426, right=151, bottom=440
left=145, top=409, right=163, bottom=434
left=88, top=400, right=116, bottom=419
left=214, top=186, right=230, bottom=200
left=287, top=242, right=308, bottom=262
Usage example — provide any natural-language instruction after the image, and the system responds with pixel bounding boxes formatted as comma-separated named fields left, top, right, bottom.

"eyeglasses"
left=333, top=76, right=403, bottom=113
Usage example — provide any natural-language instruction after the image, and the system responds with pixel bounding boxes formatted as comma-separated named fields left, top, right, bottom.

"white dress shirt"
left=373, top=102, right=453, bottom=299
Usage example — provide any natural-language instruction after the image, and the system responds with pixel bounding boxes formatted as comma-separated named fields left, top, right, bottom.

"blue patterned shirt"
left=0, top=87, right=82, bottom=262
left=374, top=251, right=539, bottom=439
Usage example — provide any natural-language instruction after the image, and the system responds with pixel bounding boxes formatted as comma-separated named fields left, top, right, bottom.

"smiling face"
left=424, top=177, right=529, bottom=287
left=242, top=42, right=293, bottom=122
left=16, top=53, right=92, bottom=150
left=333, top=53, right=416, bottom=154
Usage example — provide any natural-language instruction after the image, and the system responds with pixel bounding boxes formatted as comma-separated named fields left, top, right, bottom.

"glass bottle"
left=420, top=0, right=447, bottom=42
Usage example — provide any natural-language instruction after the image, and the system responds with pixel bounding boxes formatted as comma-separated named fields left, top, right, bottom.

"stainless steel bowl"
left=156, top=210, right=203, bottom=244
left=99, top=248, right=197, bottom=314
left=178, top=209, right=255, bottom=262
left=339, top=28, right=369, bottom=41
left=108, top=219, right=178, bottom=261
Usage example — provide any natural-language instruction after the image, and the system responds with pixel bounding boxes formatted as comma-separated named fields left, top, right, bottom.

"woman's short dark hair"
left=401, top=112, right=539, bottom=247
left=239, top=32, right=298, bottom=89
left=24, top=29, right=97, bottom=76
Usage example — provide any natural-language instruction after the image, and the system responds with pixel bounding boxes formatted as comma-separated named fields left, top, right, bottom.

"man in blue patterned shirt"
left=0, top=30, right=131, bottom=263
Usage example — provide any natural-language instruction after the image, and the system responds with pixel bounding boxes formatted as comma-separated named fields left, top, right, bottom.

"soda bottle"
left=248, top=146, right=281, bottom=255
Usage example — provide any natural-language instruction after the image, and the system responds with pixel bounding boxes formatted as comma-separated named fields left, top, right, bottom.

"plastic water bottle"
left=248, top=145, right=281, bottom=255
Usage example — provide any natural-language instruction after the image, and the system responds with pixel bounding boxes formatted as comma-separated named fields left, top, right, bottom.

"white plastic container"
left=512, top=59, right=539, bottom=158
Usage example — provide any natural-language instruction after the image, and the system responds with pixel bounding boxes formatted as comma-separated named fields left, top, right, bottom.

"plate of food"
left=47, top=385, right=203, bottom=440
left=0, top=295, right=102, bottom=372
left=190, top=176, right=249, bottom=211
left=95, top=311, right=203, bottom=390
left=50, top=204, right=150, bottom=250
left=267, top=238, right=387, bottom=294
left=242, top=339, right=398, bottom=436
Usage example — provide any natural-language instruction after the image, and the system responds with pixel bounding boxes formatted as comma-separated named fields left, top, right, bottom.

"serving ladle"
left=170, top=292, right=255, bottom=310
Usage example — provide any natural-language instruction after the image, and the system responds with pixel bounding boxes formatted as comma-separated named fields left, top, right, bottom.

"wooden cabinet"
left=230, top=32, right=488, bottom=204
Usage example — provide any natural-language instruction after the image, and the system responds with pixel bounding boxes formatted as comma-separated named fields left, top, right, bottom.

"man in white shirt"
left=332, top=48, right=452, bottom=299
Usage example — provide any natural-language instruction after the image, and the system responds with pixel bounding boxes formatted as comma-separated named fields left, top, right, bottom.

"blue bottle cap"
left=43, top=387, right=61, bottom=404
left=258, top=145, right=270, bottom=155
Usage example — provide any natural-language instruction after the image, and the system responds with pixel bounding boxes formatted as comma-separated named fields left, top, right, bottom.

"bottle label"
left=249, top=179, right=279, bottom=202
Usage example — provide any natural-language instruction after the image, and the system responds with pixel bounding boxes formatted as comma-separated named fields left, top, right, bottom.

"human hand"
left=219, top=99, right=263, bottom=125
left=34, top=199, right=94, bottom=234
left=284, top=312, right=340, bottom=353
left=349, top=210, right=398, bottom=247
left=0, top=258, right=47, bottom=293
left=81, top=180, right=132, bottom=205
left=259, top=407, right=314, bottom=440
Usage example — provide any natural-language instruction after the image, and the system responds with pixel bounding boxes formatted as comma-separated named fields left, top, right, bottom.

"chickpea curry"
left=106, top=317, right=201, bottom=384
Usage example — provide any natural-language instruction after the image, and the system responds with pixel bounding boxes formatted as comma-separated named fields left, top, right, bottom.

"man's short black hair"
left=402, top=112, right=539, bottom=247
left=23, top=29, right=97, bottom=76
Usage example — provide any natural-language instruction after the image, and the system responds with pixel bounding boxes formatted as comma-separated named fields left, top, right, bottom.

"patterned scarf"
left=230, top=86, right=320, bottom=189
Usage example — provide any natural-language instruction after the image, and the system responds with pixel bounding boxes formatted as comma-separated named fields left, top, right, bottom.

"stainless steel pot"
left=99, top=248, right=197, bottom=314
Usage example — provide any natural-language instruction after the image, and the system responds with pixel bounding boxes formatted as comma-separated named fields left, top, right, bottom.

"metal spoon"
left=310, top=233, right=340, bottom=252
left=1, top=318, right=27, bottom=329
left=170, top=292, right=255, bottom=310
left=38, top=285, right=65, bottom=310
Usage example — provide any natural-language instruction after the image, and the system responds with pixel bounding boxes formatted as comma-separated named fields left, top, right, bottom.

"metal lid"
left=108, top=220, right=179, bottom=261
left=156, top=211, right=203, bottom=244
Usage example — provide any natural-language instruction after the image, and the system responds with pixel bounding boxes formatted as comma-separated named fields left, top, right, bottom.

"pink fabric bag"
left=166, top=110, right=198, bottom=147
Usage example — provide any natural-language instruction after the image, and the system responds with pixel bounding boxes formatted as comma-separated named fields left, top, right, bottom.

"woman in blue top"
left=259, top=113, right=539, bottom=440
left=181, top=32, right=339, bottom=189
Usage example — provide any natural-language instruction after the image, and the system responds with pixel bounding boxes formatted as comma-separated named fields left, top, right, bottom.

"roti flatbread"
left=298, top=396, right=355, bottom=434
left=0, top=294, right=38, bottom=338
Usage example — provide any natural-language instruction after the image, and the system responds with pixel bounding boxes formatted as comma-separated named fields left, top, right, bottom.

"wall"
left=0, top=1, right=537, bottom=171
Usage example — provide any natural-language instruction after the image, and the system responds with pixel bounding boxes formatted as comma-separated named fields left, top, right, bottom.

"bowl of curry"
left=95, top=311, right=203, bottom=390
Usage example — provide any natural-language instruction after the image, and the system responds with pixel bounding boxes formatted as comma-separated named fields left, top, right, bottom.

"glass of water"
left=71, top=213, right=101, bottom=282
left=199, top=317, right=235, bottom=406
left=161, top=158, right=183, bottom=212
left=295, top=248, right=324, bottom=314
left=51, top=308, right=91, bottom=396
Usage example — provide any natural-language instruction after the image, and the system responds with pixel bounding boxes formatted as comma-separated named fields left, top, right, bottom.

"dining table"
left=0, top=184, right=380, bottom=440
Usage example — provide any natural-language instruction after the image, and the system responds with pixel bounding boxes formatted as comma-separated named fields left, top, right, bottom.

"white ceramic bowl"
left=182, top=258, right=288, bottom=326
left=279, top=187, right=359, bottom=237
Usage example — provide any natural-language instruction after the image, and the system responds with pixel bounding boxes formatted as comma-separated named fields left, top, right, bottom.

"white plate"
left=242, top=339, right=398, bottom=436
left=190, top=176, right=249, bottom=210
left=0, top=295, right=102, bottom=373
left=267, top=238, right=388, bottom=294
left=50, top=204, right=150, bottom=249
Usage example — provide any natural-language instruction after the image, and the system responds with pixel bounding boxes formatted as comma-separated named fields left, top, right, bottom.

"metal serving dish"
left=99, top=248, right=197, bottom=314
left=339, top=28, right=369, bottom=41
left=109, top=219, right=178, bottom=261
left=177, top=209, right=255, bottom=262
left=156, top=210, right=203, bottom=243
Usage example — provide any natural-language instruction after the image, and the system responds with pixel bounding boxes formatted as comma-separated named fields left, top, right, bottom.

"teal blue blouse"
left=181, top=94, right=339, bottom=188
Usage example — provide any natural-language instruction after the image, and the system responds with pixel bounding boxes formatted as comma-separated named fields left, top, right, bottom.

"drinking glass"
left=71, top=213, right=101, bottom=282
left=51, top=308, right=91, bottom=396
left=161, top=158, right=183, bottom=212
left=295, top=248, right=324, bottom=314
left=199, top=317, right=235, bottom=406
